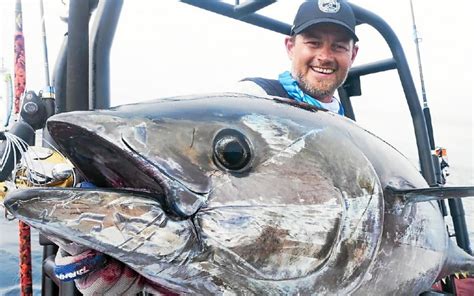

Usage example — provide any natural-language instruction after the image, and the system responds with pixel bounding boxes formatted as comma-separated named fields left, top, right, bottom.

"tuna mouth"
left=121, top=137, right=207, bottom=217
left=48, top=120, right=167, bottom=193
left=47, top=120, right=204, bottom=218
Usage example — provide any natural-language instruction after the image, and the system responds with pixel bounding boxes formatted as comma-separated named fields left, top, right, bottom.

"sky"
left=0, top=0, right=472, bottom=185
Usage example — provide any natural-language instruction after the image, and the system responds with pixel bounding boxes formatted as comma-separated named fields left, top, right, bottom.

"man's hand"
left=55, top=249, right=145, bottom=295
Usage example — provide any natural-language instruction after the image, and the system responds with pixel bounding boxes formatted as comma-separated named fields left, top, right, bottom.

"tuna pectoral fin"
left=386, top=185, right=474, bottom=204
left=4, top=188, right=198, bottom=267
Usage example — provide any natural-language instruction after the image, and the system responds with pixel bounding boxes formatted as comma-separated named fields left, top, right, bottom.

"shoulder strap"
left=241, top=77, right=290, bottom=99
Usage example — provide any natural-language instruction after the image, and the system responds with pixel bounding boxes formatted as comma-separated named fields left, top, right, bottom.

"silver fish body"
left=4, top=93, right=473, bottom=295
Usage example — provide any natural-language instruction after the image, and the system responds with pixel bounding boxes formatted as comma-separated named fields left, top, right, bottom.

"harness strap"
left=241, top=77, right=290, bottom=98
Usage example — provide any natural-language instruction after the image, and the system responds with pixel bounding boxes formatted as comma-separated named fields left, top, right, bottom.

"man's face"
left=285, top=23, right=358, bottom=102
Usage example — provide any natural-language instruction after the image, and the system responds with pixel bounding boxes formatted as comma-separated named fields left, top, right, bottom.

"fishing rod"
left=409, top=0, right=438, bottom=152
left=408, top=0, right=449, bottom=207
left=14, top=0, right=26, bottom=116
left=409, top=0, right=472, bottom=257
left=13, top=1, right=33, bottom=295
left=39, top=0, right=55, bottom=130
left=409, top=0, right=448, bottom=185
left=409, top=1, right=428, bottom=129
left=40, top=0, right=50, bottom=87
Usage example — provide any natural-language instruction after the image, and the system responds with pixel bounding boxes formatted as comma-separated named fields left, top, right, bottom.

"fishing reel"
left=432, top=147, right=450, bottom=185
left=0, top=142, right=76, bottom=200
left=20, top=89, right=55, bottom=130
left=1, top=90, right=52, bottom=181
left=435, top=147, right=450, bottom=182
left=1, top=88, right=76, bottom=197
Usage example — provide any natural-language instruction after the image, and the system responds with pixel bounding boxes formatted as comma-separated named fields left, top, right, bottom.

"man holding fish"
left=55, top=0, right=361, bottom=294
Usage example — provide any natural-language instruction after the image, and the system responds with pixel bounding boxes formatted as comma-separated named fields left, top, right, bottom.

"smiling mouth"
left=311, top=66, right=335, bottom=74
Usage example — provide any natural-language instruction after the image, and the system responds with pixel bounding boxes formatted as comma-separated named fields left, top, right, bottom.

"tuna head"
left=4, top=93, right=468, bottom=294
left=38, top=93, right=384, bottom=293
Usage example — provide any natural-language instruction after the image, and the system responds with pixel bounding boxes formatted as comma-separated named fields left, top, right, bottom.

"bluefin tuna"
left=4, top=93, right=474, bottom=294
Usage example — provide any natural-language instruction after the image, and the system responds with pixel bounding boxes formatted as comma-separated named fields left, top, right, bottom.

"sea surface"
left=0, top=208, right=42, bottom=296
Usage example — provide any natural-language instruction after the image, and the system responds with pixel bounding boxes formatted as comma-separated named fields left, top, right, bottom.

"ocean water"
left=0, top=209, right=42, bottom=296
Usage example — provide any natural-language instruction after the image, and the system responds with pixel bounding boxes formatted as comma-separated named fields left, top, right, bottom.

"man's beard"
left=295, top=72, right=346, bottom=100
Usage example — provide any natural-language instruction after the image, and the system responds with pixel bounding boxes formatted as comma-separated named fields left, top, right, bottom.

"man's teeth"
left=312, top=67, right=335, bottom=74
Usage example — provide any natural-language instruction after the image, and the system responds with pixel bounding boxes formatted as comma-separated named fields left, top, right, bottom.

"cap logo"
left=318, top=0, right=341, bottom=13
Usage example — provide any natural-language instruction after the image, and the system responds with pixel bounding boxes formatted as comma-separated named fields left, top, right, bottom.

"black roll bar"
left=89, top=0, right=123, bottom=109
left=233, top=0, right=276, bottom=18
left=64, top=0, right=91, bottom=112
left=180, top=0, right=291, bottom=35
left=53, top=0, right=122, bottom=112
left=52, top=34, right=67, bottom=113
left=348, top=58, right=397, bottom=78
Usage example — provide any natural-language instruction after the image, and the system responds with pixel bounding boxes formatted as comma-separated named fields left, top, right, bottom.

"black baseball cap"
left=291, top=0, right=359, bottom=42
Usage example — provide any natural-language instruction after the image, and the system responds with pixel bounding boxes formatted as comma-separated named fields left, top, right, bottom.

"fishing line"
left=41, top=136, right=78, bottom=185
left=5, top=74, right=14, bottom=127
left=0, top=132, right=31, bottom=184
left=0, top=139, right=12, bottom=170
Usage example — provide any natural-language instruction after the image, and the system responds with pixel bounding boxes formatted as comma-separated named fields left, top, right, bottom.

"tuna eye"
left=213, top=129, right=252, bottom=171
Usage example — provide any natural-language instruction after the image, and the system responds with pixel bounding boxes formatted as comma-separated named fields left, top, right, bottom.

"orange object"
left=14, top=1, right=31, bottom=294
left=14, top=0, right=26, bottom=115
left=19, top=220, right=32, bottom=296
left=435, top=147, right=448, bottom=157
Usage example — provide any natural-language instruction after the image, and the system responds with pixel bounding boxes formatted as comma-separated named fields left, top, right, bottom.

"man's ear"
left=285, top=36, right=295, bottom=60
left=351, top=43, right=359, bottom=63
